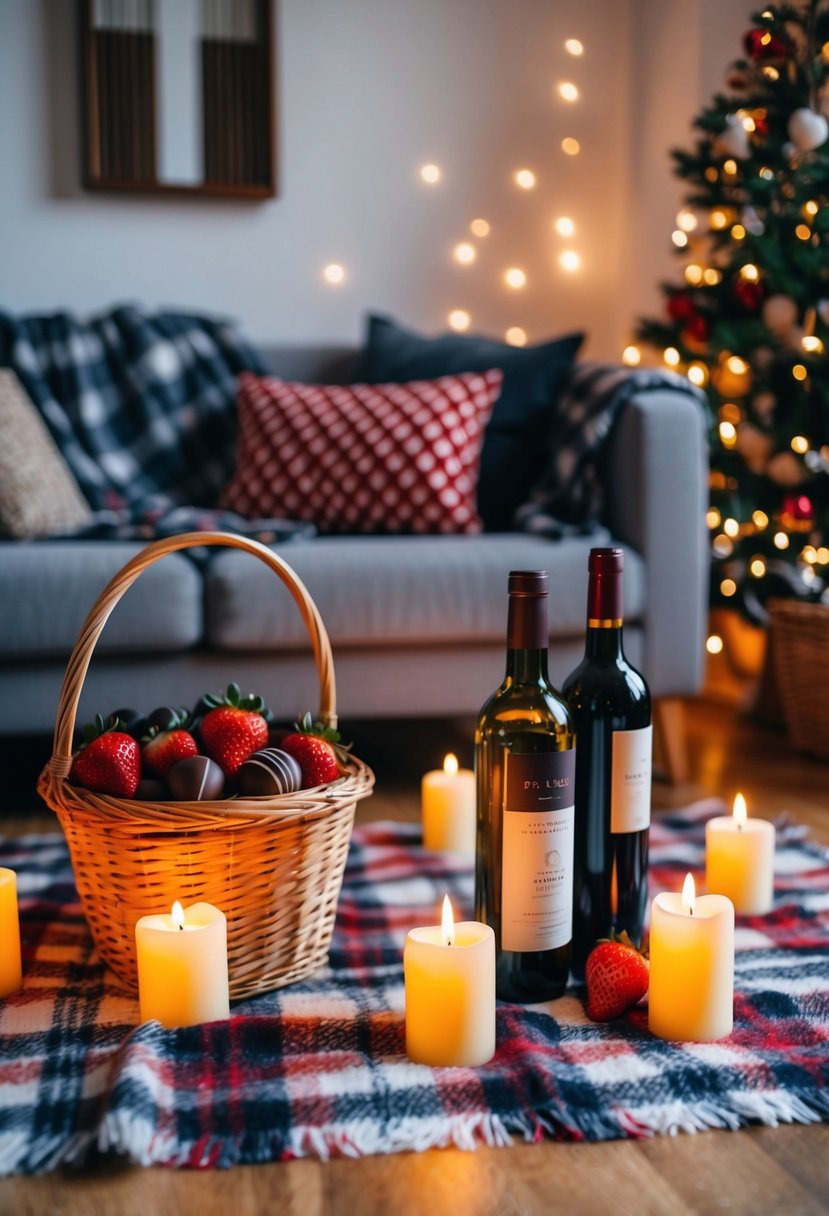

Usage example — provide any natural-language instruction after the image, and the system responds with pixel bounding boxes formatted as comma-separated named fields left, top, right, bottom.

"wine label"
left=501, top=750, right=575, bottom=953
left=610, top=724, right=653, bottom=834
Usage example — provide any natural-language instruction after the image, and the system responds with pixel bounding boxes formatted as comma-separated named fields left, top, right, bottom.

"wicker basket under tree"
left=768, top=597, right=829, bottom=762
left=38, top=531, right=375, bottom=999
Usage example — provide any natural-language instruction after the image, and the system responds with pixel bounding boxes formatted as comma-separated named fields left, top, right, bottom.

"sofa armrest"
left=602, top=386, right=709, bottom=698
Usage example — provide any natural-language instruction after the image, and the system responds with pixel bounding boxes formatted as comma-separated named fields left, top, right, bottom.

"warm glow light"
left=706, top=507, right=722, bottom=528
left=707, top=634, right=724, bottom=655
left=723, top=517, right=740, bottom=538
left=672, top=229, right=689, bottom=248
left=453, top=242, right=477, bottom=265
left=731, top=224, right=747, bottom=240
left=750, top=557, right=767, bottom=577
left=721, top=578, right=737, bottom=597
left=740, top=264, right=759, bottom=282
left=733, top=793, right=747, bottom=825
left=559, top=250, right=581, bottom=272
left=759, top=165, right=775, bottom=180
left=441, top=894, right=456, bottom=947
left=804, top=200, right=819, bottom=217
left=171, top=901, right=185, bottom=929
left=677, top=208, right=698, bottom=232
left=792, top=364, right=808, bottom=381
left=448, top=309, right=471, bottom=331
left=505, top=326, right=527, bottom=347
left=322, top=262, right=346, bottom=285
left=505, top=267, right=527, bottom=288
left=663, top=347, right=680, bottom=367
left=753, top=510, right=769, bottom=528
left=443, top=753, right=459, bottom=776
left=555, top=216, right=575, bottom=237
left=420, top=163, right=442, bottom=184
left=515, top=168, right=537, bottom=189
left=762, top=65, right=780, bottom=80
left=558, top=81, right=579, bottom=102
left=564, top=38, right=584, bottom=56
left=741, top=115, right=756, bottom=133
left=774, top=531, right=790, bottom=549
left=802, top=545, right=818, bottom=563
left=561, top=137, right=581, bottom=156
left=713, top=534, right=734, bottom=557
left=622, top=345, right=641, bottom=367
left=710, top=209, right=729, bottom=230
left=470, top=218, right=490, bottom=237
left=818, top=547, right=829, bottom=563
left=791, top=434, right=809, bottom=453
left=682, top=873, right=696, bottom=915
left=705, top=167, right=719, bottom=182
left=802, top=335, right=824, bottom=353
left=727, top=356, right=749, bottom=374
left=723, top=159, right=738, bottom=175
left=688, top=363, right=708, bottom=386
left=719, top=421, right=737, bottom=446
left=703, top=268, right=722, bottom=285
left=796, top=224, right=812, bottom=241
left=685, top=264, right=704, bottom=285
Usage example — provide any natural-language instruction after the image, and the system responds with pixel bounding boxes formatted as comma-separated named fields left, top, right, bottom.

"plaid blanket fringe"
left=1, top=800, right=828, bottom=1176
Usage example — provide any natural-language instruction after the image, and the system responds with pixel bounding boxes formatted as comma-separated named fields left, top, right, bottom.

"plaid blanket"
left=0, top=304, right=266, bottom=524
left=1, top=799, right=827, bottom=1176
left=516, top=363, right=708, bottom=537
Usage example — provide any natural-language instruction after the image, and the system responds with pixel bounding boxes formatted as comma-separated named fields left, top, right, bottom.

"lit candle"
left=404, top=895, right=496, bottom=1066
left=0, top=868, right=22, bottom=997
left=421, top=754, right=476, bottom=856
left=135, top=900, right=230, bottom=1029
left=705, top=793, right=775, bottom=915
left=648, top=874, right=734, bottom=1042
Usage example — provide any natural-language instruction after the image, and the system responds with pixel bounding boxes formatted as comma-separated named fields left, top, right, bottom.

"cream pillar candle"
left=421, top=753, right=476, bottom=856
left=706, top=792, right=775, bottom=915
left=404, top=895, right=496, bottom=1067
left=648, top=874, right=734, bottom=1042
left=135, top=900, right=230, bottom=1029
left=0, top=868, right=22, bottom=997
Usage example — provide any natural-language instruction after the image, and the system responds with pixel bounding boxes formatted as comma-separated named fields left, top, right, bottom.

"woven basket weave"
left=769, top=597, right=829, bottom=761
left=37, top=531, right=375, bottom=998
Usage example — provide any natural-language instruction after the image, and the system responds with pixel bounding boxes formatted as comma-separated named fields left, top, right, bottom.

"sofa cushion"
left=351, top=314, right=584, bottom=532
left=0, top=543, right=202, bottom=659
left=220, top=370, right=502, bottom=535
left=0, top=370, right=93, bottom=539
left=204, top=532, right=644, bottom=652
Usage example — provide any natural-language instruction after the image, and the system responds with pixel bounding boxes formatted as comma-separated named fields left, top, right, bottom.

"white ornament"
left=762, top=294, right=798, bottom=337
left=742, top=206, right=765, bottom=235
left=716, top=115, right=752, bottom=160
left=818, top=299, right=829, bottom=326
left=788, top=108, right=829, bottom=151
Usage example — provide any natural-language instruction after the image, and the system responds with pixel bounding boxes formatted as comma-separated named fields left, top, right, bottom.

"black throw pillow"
left=351, top=314, right=584, bottom=531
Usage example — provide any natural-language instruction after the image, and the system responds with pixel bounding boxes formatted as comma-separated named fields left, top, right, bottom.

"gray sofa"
left=0, top=346, right=708, bottom=777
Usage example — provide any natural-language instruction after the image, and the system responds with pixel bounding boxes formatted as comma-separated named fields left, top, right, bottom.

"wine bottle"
left=562, top=547, right=652, bottom=980
left=474, top=570, right=576, bottom=1002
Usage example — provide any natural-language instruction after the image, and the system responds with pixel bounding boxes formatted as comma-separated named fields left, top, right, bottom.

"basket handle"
left=48, top=531, right=337, bottom=778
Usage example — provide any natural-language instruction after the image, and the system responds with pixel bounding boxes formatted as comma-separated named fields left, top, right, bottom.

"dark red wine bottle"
left=562, top=548, right=652, bottom=980
left=475, top=571, right=576, bottom=1002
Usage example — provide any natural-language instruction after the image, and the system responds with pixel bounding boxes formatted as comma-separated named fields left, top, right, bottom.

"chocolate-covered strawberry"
left=199, top=683, right=269, bottom=776
left=70, top=714, right=141, bottom=798
left=141, top=711, right=199, bottom=778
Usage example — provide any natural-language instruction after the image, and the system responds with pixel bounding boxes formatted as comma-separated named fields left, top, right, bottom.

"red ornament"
left=752, top=114, right=770, bottom=136
left=743, top=28, right=788, bottom=61
left=783, top=493, right=814, bottom=522
left=683, top=312, right=711, bottom=345
left=667, top=292, right=695, bottom=323
left=732, top=276, right=767, bottom=313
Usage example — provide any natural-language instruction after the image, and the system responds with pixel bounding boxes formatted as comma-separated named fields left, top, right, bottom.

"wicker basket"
left=768, top=597, right=829, bottom=761
left=37, top=531, right=375, bottom=998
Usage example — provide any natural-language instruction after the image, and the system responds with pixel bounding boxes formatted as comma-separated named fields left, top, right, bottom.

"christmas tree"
left=637, top=1, right=829, bottom=628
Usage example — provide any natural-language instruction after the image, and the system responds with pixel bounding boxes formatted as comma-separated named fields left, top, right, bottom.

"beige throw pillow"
left=0, top=369, right=92, bottom=538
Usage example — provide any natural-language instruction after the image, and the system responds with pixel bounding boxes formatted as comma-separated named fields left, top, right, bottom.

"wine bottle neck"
left=505, top=647, right=550, bottom=683
left=505, top=586, right=549, bottom=682
left=585, top=625, right=624, bottom=660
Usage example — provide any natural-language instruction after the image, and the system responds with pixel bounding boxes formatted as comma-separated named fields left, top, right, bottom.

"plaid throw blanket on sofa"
left=516, top=362, right=708, bottom=537
left=0, top=800, right=827, bottom=1176
left=0, top=305, right=286, bottom=540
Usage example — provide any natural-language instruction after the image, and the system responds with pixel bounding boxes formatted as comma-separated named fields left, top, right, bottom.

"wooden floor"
left=2, top=687, right=828, bottom=1216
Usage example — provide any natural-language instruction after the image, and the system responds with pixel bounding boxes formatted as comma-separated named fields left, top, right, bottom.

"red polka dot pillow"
left=220, top=369, right=503, bottom=534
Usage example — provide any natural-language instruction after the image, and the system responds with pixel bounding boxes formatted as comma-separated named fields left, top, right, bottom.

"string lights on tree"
left=636, top=1, right=829, bottom=628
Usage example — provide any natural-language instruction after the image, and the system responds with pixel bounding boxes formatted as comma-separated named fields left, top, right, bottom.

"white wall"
left=0, top=0, right=753, bottom=357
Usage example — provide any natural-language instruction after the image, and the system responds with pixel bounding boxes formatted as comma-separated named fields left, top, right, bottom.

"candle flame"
left=171, top=900, right=185, bottom=930
left=443, top=753, right=459, bottom=775
left=681, top=873, right=696, bottom=916
left=733, top=792, right=747, bottom=827
left=441, top=894, right=456, bottom=946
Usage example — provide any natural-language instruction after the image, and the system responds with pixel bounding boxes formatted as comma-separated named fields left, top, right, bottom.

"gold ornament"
left=712, top=354, right=752, bottom=397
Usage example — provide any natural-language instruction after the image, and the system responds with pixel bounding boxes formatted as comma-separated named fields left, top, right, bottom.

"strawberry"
left=70, top=714, right=141, bottom=798
left=280, top=712, right=350, bottom=789
left=199, top=683, right=269, bottom=776
left=141, top=712, right=199, bottom=778
left=584, top=931, right=650, bottom=1022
